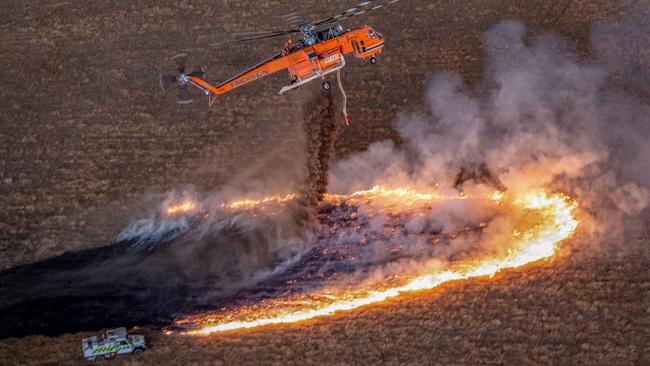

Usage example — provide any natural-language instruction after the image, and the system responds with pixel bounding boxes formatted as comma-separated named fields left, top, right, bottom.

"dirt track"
left=1, top=0, right=649, bottom=364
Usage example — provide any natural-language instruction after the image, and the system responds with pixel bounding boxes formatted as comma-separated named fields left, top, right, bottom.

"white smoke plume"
left=110, top=93, right=335, bottom=295
left=330, top=16, right=649, bottom=266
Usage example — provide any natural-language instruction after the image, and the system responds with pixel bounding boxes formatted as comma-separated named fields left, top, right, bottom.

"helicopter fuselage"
left=183, top=25, right=384, bottom=98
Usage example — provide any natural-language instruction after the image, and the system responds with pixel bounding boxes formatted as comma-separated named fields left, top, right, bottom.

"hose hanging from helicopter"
left=336, top=69, right=349, bottom=126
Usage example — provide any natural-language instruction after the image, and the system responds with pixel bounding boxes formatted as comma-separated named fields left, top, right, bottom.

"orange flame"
left=324, top=185, right=447, bottom=206
left=180, top=188, right=578, bottom=336
left=165, top=201, right=196, bottom=215
left=164, top=193, right=297, bottom=217
left=220, top=193, right=298, bottom=210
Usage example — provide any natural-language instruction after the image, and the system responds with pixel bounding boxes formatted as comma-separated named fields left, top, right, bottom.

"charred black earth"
left=0, top=199, right=465, bottom=339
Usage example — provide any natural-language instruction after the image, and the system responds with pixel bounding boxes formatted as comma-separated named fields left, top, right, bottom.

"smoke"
left=330, top=16, right=649, bottom=265
left=71, top=90, right=346, bottom=315
left=0, top=87, right=347, bottom=338
left=102, top=91, right=345, bottom=302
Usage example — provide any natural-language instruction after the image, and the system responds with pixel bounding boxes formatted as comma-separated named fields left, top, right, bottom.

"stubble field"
left=1, top=0, right=648, bottom=364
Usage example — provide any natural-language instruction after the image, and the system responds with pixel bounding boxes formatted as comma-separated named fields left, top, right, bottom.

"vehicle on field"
left=81, top=327, right=146, bottom=362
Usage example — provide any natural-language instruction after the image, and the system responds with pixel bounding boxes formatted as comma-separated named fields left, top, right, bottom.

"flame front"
left=221, top=193, right=298, bottom=210
left=324, top=185, right=446, bottom=206
left=179, top=187, right=578, bottom=336
left=166, top=201, right=196, bottom=215
left=164, top=194, right=298, bottom=218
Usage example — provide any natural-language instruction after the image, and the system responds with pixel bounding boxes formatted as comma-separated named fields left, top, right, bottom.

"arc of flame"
left=184, top=190, right=578, bottom=336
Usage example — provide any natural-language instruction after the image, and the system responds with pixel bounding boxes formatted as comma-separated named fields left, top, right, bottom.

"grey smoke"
left=105, top=91, right=339, bottom=300
left=115, top=216, right=190, bottom=249
left=330, top=16, right=649, bottom=263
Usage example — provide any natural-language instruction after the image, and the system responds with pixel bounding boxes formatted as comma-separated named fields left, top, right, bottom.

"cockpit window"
left=369, top=30, right=376, bottom=38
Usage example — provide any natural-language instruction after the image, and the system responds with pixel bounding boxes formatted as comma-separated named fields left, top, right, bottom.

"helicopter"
left=165, top=0, right=403, bottom=125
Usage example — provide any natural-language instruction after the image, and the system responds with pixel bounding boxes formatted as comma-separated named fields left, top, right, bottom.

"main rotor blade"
left=280, top=12, right=308, bottom=28
left=212, top=29, right=299, bottom=46
left=177, top=87, right=194, bottom=104
left=171, top=52, right=188, bottom=73
left=313, top=0, right=401, bottom=26
left=212, top=0, right=400, bottom=48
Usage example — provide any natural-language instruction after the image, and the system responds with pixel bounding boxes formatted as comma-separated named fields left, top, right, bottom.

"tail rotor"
left=159, top=53, right=206, bottom=105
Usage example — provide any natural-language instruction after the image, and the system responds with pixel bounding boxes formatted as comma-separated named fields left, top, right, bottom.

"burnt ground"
left=0, top=201, right=444, bottom=339
left=1, top=0, right=649, bottom=364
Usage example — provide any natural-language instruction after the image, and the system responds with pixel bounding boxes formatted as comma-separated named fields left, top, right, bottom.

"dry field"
left=1, top=0, right=648, bottom=364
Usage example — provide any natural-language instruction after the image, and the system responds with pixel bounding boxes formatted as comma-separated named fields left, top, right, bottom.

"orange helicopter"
left=169, top=0, right=402, bottom=125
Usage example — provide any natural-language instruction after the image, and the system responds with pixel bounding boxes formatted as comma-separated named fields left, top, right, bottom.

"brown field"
left=1, top=0, right=648, bottom=364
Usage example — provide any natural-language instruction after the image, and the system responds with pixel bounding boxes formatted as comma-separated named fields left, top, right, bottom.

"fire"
left=220, top=193, right=298, bottom=210
left=324, top=185, right=446, bottom=206
left=180, top=188, right=578, bottom=336
left=490, top=190, right=505, bottom=201
left=165, top=201, right=196, bottom=215
left=163, top=193, right=297, bottom=217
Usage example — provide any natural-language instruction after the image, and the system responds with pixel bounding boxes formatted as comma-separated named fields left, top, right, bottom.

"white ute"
left=81, top=327, right=146, bottom=362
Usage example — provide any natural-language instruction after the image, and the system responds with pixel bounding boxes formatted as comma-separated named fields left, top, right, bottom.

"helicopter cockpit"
left=286, top=24, right=346, bottom=53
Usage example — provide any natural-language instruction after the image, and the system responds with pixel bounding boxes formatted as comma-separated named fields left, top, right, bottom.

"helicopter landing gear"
left=321, top=80, right=331, bottom=92
left=369, top=56, right=377, bottom=64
